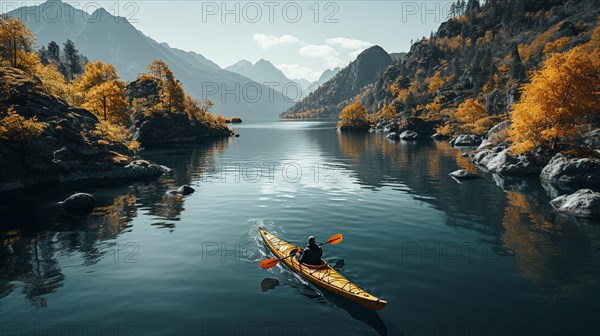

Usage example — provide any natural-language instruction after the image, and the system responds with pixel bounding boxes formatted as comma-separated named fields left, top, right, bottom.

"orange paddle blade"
left=260, top=258, right=280, bottom=269
left=326, top=233, right=343, bottom=245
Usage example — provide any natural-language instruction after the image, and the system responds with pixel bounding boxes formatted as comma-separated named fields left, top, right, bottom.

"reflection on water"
left=0, top=123, right=598, bottom=335
left=0, top=139, right=230, bottom=307
left=501, top=191, right=600, bottom=298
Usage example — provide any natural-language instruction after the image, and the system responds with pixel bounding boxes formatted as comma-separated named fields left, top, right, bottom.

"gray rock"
left=450, top=169, right=478, bottom=179
left=386, top=132, right=400, bottom=141
left=478, top=120, right=512, bottom=150
left=582, top=129, right=600, bottom=147
left=453, top=134, right=481, bottom=147
left=61, top=193, right=96, bottom=215
left=540, top=154, right=600, bottom=186
left=472, top=146, right=548, bottom=176
left=399, top=130, right=418, bottom=140
left=177, top=185, right=195, bottom=195
left=550, top=189, right=600, bottom=218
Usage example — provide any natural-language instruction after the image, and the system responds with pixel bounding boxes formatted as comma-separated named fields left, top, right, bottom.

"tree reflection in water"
left=0, top=139, right=229, bottom=307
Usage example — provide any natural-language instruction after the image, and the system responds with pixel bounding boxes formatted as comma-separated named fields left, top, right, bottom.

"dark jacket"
left=297, top=243, right=323, bottom=265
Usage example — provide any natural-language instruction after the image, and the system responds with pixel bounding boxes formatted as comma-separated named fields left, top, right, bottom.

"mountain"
left=8, top=0, right=292, bottom=120
left=280, top=46, right=392, bottom=119
left=293, top=78, right=312, bottom=93
left=316, top=67, right=341, bottom=85
left=8, top=0, right=88, bottom=46
left=225, top=59, right=301, bottom=101
left=357, top=0, right=600, bottom=119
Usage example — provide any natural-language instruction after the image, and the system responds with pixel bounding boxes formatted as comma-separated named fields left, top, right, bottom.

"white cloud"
left=298, top=44, right=345, bottom=68
left=253, top=33, right=298, bottom=49
left=298, top=44, right=339, bottom=58
left=325, top=37, right=372, bottom=50
left=276, top=64, right=321, bottom=82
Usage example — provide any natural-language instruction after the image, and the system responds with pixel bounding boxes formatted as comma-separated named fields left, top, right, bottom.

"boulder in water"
left=450, top=169, right=478, bottom=179
left=61, top=193, right=95, bottom=215
left=400, top=130, right=418, bottom=140
left=550, top=189, right=600, bottom=218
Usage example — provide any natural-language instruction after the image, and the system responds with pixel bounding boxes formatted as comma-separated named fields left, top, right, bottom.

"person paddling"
left=296, top=236, right=323, bottom=265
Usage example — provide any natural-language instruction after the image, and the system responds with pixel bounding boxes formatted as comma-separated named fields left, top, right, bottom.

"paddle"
left=260, top=233, right=343, bottom=269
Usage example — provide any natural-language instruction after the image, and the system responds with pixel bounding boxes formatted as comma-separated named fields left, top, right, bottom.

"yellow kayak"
left=258, top=227, right=387, bottom=311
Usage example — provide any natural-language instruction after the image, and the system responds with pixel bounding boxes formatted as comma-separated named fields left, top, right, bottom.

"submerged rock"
left=400, top=130, right=418, bottom=140
left=386, top=132, right=400, bottom=141
left=61, top=193, right=96, bottom=215
left=177, top=185, right=195, bottom=195
left=550, top=189, right=600, bottom=218
left=450, top=169, right=478, bottom=179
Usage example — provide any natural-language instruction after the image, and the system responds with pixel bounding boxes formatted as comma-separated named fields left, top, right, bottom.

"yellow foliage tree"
left=337, top=101, right=369, bottom=129
left=82, top=80, right=129, bottom=125
left=147, top=60, right=186, bottom=113
left=0, top=15, right=35, bottom=69
left=0, top=107, right=46, bottom=142
left=455, top=98, right=487, bottom=126
left=77, top=61, right=119, bottom=92
left=509, top=46, right=600, bottom=154
left=428, top=70, right=447, bottom=93
left=77, top=61, right=129, bottom=125
left=36, top=62, right=75, bottom=103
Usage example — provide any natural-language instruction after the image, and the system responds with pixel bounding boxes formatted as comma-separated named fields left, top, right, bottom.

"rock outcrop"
left=0, top=67, right=170, bottom=191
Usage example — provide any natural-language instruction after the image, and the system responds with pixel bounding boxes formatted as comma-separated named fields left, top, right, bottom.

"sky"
left=4, top=1, right=455, bottom=81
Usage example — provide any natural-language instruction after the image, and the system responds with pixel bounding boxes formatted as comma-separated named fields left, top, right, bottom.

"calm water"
left=1, top=121, right=599, bottom=336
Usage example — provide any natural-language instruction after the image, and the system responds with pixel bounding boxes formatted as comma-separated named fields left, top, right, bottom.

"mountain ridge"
left=8, top=0, right=292, bottom=120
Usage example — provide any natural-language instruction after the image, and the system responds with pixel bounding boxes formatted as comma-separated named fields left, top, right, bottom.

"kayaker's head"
left=308, top=236, right=316, bottom=245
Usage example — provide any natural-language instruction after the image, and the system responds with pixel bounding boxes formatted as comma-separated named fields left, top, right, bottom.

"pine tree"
left=62, top=39, right=82, bottom=82
left=47, top=41, right=60, bottom=62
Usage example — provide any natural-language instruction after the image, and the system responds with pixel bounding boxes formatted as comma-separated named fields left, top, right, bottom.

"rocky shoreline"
left=0, top=67, right=227, bottom=192
left=368, top=117, right=600, bottom=218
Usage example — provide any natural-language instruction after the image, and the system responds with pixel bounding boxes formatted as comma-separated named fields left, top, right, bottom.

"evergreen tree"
left=38, top=46, right=48, bottom=65
left=47, top=41, right=60, bottom=62
left=62, top=39, right=82, bottom=82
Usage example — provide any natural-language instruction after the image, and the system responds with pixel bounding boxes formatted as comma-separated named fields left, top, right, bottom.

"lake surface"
left=1, top=121, right=599, bottom=336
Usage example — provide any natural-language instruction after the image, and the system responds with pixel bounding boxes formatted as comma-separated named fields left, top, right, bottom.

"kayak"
left=258, top=227, right=387, bottom=311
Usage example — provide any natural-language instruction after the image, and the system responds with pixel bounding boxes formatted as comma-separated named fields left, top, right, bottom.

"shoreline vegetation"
left=0, top=15, right=231, bottom=191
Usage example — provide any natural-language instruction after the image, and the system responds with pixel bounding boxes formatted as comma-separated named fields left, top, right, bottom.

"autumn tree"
left=77, top=61, right=119, bottom=92
left=337, top=101, right=370, bottom=130
left=0, top=15, right=35, bottom=69
left=509, top=46, right=600, bottom=154
left=147, top=60, right=185, bottom=113
left=455, top=98, right=487, bottom=126
left=79, top=61, right=129, bottom=125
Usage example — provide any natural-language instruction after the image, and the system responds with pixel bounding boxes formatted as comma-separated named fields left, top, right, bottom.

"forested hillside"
left=283, top=0, right=600, bottom=135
